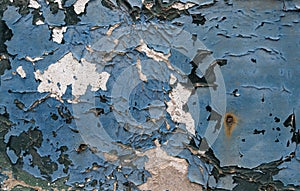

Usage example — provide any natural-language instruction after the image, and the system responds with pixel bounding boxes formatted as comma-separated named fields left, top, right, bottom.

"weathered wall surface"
left=0, top=0, right=300, bottom=190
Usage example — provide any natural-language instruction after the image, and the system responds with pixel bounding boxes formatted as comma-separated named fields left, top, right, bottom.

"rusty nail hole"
left=226, top=115, right=233, bottom=125
left=224, top=113, right=237, bottom=137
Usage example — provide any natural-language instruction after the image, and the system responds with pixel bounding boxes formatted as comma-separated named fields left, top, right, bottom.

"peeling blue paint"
left=0, top=0, right=300, bottom=190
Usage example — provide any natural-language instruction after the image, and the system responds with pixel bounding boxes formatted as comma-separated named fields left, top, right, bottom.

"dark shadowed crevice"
left=0, top=0, right=12, bottom=76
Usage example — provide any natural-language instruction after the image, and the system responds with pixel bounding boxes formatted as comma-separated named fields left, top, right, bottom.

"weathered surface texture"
left=0, top=0, right=300, bottom=190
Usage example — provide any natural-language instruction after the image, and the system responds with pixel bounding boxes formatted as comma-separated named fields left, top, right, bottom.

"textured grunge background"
left=0, top=0, right=300, bottom=190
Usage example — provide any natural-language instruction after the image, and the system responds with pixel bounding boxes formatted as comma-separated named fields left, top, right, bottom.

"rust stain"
left=224, top=112, right=238, bottom=137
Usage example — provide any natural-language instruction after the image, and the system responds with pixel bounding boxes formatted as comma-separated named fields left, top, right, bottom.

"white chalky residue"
left=136, top=40, right=171, bottom=63
left=54, top=0, right=63, bottom=9
left=34, top=52, right=110, bottom=101
left=171, top=2, right=196, bottom=10
left=166, top=83, right=195, bottom=135
left=136, top=58, right=147, bottom=82
left=106, top=23, right=121, bottom=37
left=28, top=0, right=41, bottom=9
left=74, top=0, right=90, bottom=14
left=35, top=19, right=44, bottom=25
left=136, top=40, right=174, bottom=70
left=169, top=73, right=177, bottom=85
left=16, top=66, right=26, bottom=78
left=52, top=27, right=67, bottom=44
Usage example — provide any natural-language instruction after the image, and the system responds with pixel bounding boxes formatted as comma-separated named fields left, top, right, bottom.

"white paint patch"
left=106, top=23, right=121, bottom=37
left=35, top=19, right=44, bottom=25
left=136, top=40, right=173, bottom=69
left=166, top=83, right=195, bottom=135
left=169, top=73, right=177, bottom=85
left=28, top=0, right=41, bottom=9
left=25, top=56, right=44, bottom=64
left=136, top=58, right=147, bottom=82
left=171, top=2, right=196, bottom=10
left=74, top=0, right=90, bottom=14
left=16, top=66, right=26, bottom=78
left=34, top=52, right=110, bottom=101
left=52, top=27, right=67, bottom=44
left=54, top=0, right=63, bottom=9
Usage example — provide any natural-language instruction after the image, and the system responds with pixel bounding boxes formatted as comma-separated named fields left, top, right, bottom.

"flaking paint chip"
left=16, top=66, right=26, bottom=78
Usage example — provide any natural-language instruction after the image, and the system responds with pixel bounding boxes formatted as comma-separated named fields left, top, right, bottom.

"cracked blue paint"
left=0, top=0, right=300, bottom=190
